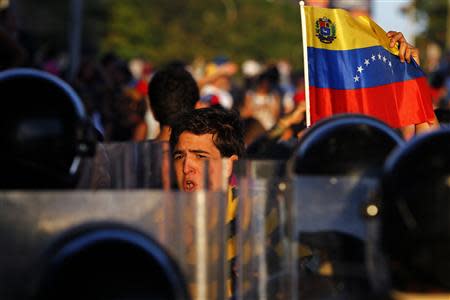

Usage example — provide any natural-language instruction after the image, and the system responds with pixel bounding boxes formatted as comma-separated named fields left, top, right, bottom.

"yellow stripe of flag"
left=304, top=5, right=399, bottom=56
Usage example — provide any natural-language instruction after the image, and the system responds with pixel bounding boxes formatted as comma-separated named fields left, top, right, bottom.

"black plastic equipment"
left=33, top=223, right=191, bottom=300
left=293, top=114, right=403, bottom=176
left=0, top=68, right=96, bottom=189
left=382, top=129, right=450, bottom=291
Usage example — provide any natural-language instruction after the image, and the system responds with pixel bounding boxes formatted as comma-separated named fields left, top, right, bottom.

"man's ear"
left=225, top=154, right=239, bottom=178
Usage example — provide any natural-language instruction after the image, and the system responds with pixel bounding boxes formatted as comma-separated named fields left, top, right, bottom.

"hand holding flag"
left=386, top=31, right=420, bottom=64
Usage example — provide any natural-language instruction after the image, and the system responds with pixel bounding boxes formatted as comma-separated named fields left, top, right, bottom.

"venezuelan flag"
left=302, top=5, right=435, bottom=128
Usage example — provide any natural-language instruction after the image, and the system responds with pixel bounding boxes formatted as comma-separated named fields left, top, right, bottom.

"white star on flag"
left=382, top=56, right=387, bottom=63
left=378, top=53, right=382, bottom=60
left=371, top=55, right=376, bottom=61
left=357, top=66, right=364, bottom=73
left=388, top=61, right=392, bottom=67
left=364, top=59, right=370, bottom=66
left=354, top=75, right=360, bottom=82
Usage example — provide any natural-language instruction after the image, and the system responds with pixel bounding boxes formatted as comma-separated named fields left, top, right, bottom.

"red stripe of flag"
left=310, top=77, right=435, bottom=128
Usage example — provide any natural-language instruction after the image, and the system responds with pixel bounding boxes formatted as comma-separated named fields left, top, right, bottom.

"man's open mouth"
left=183, top=179, right=197, bottom=192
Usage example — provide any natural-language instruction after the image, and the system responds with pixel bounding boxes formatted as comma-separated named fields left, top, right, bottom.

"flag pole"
left=299, top=1, right=311, bottom=127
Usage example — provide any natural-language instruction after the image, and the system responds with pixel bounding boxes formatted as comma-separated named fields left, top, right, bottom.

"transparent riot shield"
left=0, top=189, right=227, bottom=300
left=234, top=160, right=295, bottom=300
left=292, top=175, right=383, bottom=300
left=78, top=140, right=172, bottom=190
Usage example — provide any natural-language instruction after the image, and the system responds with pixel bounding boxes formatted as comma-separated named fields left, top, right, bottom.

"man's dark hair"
left=170, top=107, right=245, bottom=158
left=148, top=66, right=199, bottom=127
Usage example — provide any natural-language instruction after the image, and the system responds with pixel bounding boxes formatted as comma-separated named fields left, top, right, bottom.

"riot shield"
left=0, top=189, right=227, bottom=300
left=234, top=160, right=295, bottom=300
left=292, top=175, right=383, bottom=300
left=82, top=140, right=172, bottom=190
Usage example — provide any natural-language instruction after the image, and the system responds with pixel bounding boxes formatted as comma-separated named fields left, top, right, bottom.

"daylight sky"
left=372, top=0, right=418, bottom=44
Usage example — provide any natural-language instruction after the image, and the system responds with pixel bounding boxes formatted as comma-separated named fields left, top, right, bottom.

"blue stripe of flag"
left=308, top=45, right=426, bottom=90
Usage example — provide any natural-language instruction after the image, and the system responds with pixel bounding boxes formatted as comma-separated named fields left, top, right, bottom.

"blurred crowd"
left=69, top=54, right=308, bottom=145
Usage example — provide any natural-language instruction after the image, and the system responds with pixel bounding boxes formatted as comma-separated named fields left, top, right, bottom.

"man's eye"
left=173, top=154, right=183, bottom=160
left=196, top=154, right=208, bottom=159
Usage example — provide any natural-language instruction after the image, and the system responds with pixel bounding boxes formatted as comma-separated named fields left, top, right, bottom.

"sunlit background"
left=1, top=0, right=448, bottom=142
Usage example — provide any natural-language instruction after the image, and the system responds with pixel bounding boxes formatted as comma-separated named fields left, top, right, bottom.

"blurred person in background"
left=147, top=63, right=199, bottom=142
left=277, top=59, right=294, bottom=96
left=241, top=59, right=263, bottom=91
left=0, top=5, right=27, bottom=70
left=126, top=57, right=159, bottom=139
left=428, top=70, right=448, bottom=109
left=98, top=53, right=149, bottom=141
left=198, top=57, right=237, bottom=110
left=240, top=68, right=281, bottom=131
left=282, top=70, right=306, bottom=115
left=72, top=54, right=113, bottom=139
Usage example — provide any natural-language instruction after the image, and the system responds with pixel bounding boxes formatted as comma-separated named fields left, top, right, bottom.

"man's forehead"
left=175, top=131, right=219, bottom=152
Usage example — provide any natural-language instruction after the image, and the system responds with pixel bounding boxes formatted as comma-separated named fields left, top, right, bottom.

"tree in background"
left=101, top=0, right=302, bottom=66
left=14, top=0, right=303, bottom=68
left=411, top=0, right=447, bottom=48
left=402, top=0, right=448, bottom=69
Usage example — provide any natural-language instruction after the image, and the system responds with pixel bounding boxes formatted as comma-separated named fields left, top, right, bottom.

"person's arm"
left=239, top=91, right=254, bottom=119
left=270, top=93, right=281, bottom=120
left=268, top=102, right=306, bottom=139
left=132, top=121, right=148, bottom=141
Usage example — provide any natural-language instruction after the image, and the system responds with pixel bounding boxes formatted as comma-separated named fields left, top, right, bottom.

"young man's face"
left=172, top=131, right=237, bottom=192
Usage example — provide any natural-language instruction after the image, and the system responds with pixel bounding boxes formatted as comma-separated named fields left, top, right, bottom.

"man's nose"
left=182, top=157, right=196, bottom=174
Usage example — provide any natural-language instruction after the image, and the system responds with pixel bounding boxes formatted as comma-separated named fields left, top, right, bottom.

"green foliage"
left=413, top=0, right=448, bottom=48
left=16, top=0, right=304, bottom=67
left=98, top=0, right=303, bottom=67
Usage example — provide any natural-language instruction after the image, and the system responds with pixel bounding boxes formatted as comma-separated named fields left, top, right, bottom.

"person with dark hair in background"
left=148, top=65, right=200, bottom=142
left=240, top=70, right=281, bottom=131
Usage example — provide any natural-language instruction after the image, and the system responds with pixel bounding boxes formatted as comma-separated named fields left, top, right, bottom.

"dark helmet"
left=293, top=114, right=403, bottom=176
left=381, top=129, right=450, bottom=291
left=34, top=223, right=191, bottom=300
left=0, top=68, right=96, bottom=189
